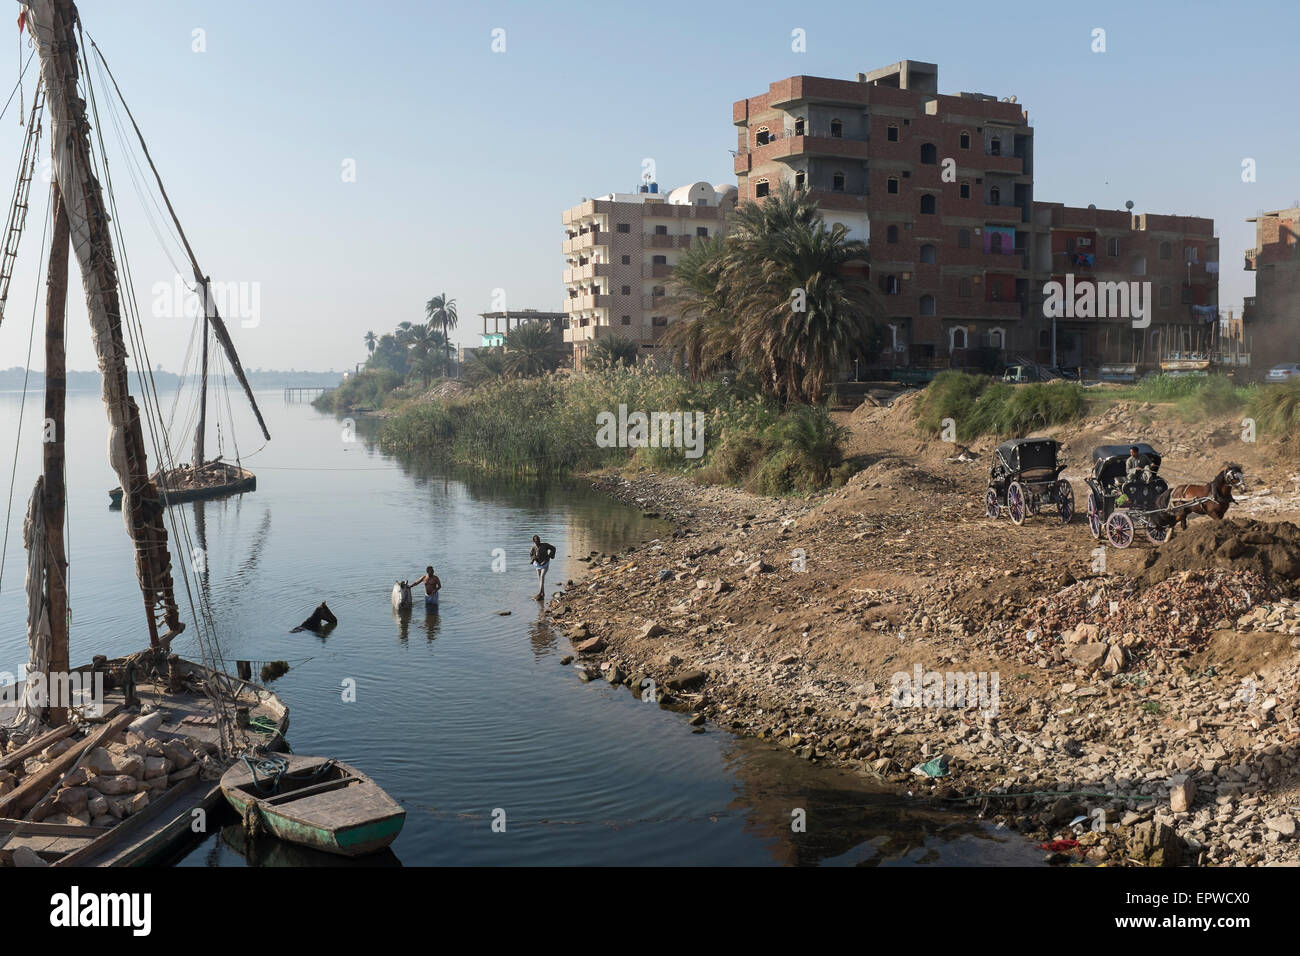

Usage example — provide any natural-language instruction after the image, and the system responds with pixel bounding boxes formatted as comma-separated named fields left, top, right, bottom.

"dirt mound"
left=1137, top=519, right=1300, bottom=589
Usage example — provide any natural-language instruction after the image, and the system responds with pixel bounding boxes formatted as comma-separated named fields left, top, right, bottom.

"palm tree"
left=585, top=334, right=640, bottom=370
left=504, top=321, right=562, bottom=378
left=364, top=330, right=377, bottom=355
left=462, top=349, right=506, bottom=387
left=402, top=324, right=444, bottom=388
left=425, top=294, right=459, bottom=373
left=721, top=184, right=883, bottom=403
left=665, top=234, right=735, bottom=381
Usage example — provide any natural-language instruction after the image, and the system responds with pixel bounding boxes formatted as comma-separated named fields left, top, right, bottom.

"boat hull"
left=221, top=756, right=405, bottom=858
left=109, top=466, right=255, bottom=508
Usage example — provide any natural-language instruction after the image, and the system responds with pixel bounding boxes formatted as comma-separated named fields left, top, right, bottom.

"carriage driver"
left=1125, top=445, right=1146, bottom=480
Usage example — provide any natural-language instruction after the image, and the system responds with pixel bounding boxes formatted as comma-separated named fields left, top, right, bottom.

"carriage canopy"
left=995, top=438, right=1062, bottom=474
left=1091, top=443, right=1162, bottom=482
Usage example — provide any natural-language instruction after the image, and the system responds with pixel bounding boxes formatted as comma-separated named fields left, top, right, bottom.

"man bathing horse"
left=1166, top=462, right=1246, bottom=530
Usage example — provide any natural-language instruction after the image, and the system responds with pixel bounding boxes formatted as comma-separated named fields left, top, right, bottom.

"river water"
left=0, top=388, right=1042, bottom=866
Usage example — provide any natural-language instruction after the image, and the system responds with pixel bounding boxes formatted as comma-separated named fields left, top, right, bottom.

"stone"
left=1132, top=820, right=1187, bottom=867
left=11, top=846, right=47, bottom=867
left=665, top=669, right=708, bottom=692
left=126, top=791, right=150, bottom=815
left=161, top=740, right=196, bottom=770
left=575, top=636, right=606, bottom=654
left=1065, top=642, right=1109, bottom=672
left=639, top=621, right=668, bottom=639
left=168, top=763, right=201, bottom=785
left=88, top=774, right=137, bottom=796
left=1265, top=815, right=1296, bottom=837
left=142, top=756, right=170, bottom=779
left=744, top=560, right=773, bottom=577
left=127, top=711, right=165, bottom=738
left=53, top=786, right=90, bottom=814
left=62, top=767, right=90, bottom=787
left=606, top=666, right=627, bottom=685
left=655, top=653, right=682, bottom=669
left=142, top=775, right=169, bottom=794
left=90, top=814, right=117, bottom=829
left=1170, top=777, right=1196, bottom=813
left=87, top=793, right=108, bottom=818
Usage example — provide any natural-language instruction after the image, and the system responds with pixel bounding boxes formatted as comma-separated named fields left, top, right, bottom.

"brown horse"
left=1167, top=463, right=1246, bottom=529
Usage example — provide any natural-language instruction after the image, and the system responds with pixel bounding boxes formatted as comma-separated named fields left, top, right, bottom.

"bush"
left=313, top=369, right=404, bottom=412
left=1249, top=380, right=1300, bottom=439
left=915, top=371, right=1085, bottom=440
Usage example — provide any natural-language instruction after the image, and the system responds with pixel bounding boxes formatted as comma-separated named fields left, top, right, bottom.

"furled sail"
left=22, top=0, right=182, bottom=646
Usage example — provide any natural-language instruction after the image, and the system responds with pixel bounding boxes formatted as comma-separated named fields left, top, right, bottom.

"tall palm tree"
left=425, top=294, right=459, bottom=372
left=504, top=321, right=562, bottom=378
left=585, top=334, right=640, bottom=370
left=665, top=234, right=735, bottom=381
left=717, top=183, right=882, bottom=403
left=364, top=330, right=377, bottom=355
left=403, top=324, right=445, bottom=388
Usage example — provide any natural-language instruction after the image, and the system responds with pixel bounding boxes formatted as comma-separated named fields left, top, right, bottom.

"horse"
left=291, top=601, right=338, bottom=633
left=1167, top=463, right=1246, bottom=530
left=391, top=581, right=413, bottom=612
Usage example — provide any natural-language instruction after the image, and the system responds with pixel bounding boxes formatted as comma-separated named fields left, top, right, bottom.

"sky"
left=0, top=0, right=1295, bottom=374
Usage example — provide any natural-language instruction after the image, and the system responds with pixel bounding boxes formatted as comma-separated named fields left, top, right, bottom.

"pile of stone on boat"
left=0, top=710, right=218, bottom=830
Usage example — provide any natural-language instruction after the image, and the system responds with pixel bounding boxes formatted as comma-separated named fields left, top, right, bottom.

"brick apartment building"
left=561, top=181, right=736, bottom=367
left=733, top=60, right=1218, bottom=374
left=1244, top=206, right=1300, bottom=368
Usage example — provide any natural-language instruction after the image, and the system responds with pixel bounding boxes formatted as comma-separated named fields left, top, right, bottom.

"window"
left=958, top=228, right=971, bottom=249
left=794, top=117, right=805, bottom=136
left=1180, top=286, right=1193, bottom=304
left=958, top=277, right=973, bottom=297
left=990, top=232, right=1004, bottom=254
left=621, top=255, right=631, bottom=264
left=616, top=223, right=630, bottom=233
left=652, top=255, right=666, bottom=265
left=794, top=170, right=805, bottom=191
left=960, top=182, right=970, bottom=199
left=755, top=125, right=771, bottom=146
left=1159, top=285, right=1172, bottom=306
left=990, top=137, right=1001, bottom=156
left=654, top=224, right=668, bottom=235
left=959, top=130, right=971, bottom=150
left=1132, top=255, right=1147, bottom=276
left=887, top=124, right=899, bottom=142
left=832, top=171, right=845, bottom=192
left=696, top=227, right=709, bottom=237
left=920, top=194, right=936, bottom=214
left=1185, top=247, right=1199, bottom=264
left=989, top=186, right=1001, bottom=205
left=887, top=177, right=899, bottom=194
left=652, top=285, right=665, bottom=296
left=621, top=315, right=631, bottom=325
left=919, top=244, right=937, bottom=264
left=886, top=225, right=899, bottom=244
left=989, top=328, right=1004, bottom=349
left=949, top=326, right=966, bottom=349
left=621, top=286, right=631, bottom=295
left=1159, top=241, right=1172, bottom=260
left=1039, top=329, right=1050, bottom=348
left=755, top=178, right=769, bottom=198
left=830, top=118, right=843, bottom=138
left=1107, top=237, right=1120, bottom=257
left=920, top=143, right=937, bottom=164
left=920, top=295, right=936, bottom=316
left=883, top=274, right=899, bottom=295
left=652, top=316, right=668, bottom=327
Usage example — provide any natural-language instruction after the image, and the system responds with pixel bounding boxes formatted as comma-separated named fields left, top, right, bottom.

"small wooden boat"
left=220, top=754, right=404, bottom=858
left=109, top=460, right=256, bottom=509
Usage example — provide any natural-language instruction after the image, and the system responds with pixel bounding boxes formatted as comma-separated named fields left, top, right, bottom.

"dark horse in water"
left=291, top=601, right=338, bottom=634
left=1166, top=463, right=1246, bottom=530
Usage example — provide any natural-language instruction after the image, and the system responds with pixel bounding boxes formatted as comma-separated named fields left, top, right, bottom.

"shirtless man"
left=412, top=565, right=441, bottom=611
left=529, top=535, right=556, bottom=601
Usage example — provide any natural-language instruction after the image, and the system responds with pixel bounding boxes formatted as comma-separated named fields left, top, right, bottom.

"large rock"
left=1169, top=776, right=1196, bottom=813
left=575, top=636, right=606, bottom=654
left=161, top=740, right=196, bottom=770
left=142, top=756, right=171, bottom=780
left=85, top=747, right=143, bottom=779
left=167, top=763, right=201, bottom=785
left=11, top=846, right=47, bottom=867
left=53, top=786, right=90, bottom=814
left=1266, top=814, right=1296, bottom=837
left=665, top=669, right=708, bottom=692
left=88, top=773, right=138, bottom=796
left=1131, top=820, right=1188, bottom=867
left=127, top=711, right=165, bottom=738
left=639, top=621, right=668, bottom=639
left=1065, top=642, right=1109, bottom=673
left=86, top=793, right=109, bottom=818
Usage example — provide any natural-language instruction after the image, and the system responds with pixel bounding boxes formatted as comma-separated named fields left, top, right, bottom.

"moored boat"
left=221, top=754, right=405, bottom=858
left=109, top=461, right=256, bottom=509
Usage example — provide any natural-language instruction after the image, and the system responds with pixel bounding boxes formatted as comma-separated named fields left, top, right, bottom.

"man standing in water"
left=530, top=535, right=557, bottom=601
left=412, top=565, right=441, bottom=611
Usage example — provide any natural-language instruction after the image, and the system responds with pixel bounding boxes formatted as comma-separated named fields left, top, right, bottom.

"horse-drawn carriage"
left=1084, top=443, right=1176, bottom=547
left=984, top=438, right=1074, bottom=525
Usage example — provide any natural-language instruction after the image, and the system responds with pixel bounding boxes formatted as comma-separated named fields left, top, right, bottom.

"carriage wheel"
left=1055, top=479, right=1074, bottom=525
left=1105, top=510, right=1134, bottom=549
left=984, top=487, right=1001, bottom=519
left=1007, top=482, right=1027, bottom=525
left=1146, top=520, right=1173, bottom=545
left=1086, top=493, right=1102, bottom=540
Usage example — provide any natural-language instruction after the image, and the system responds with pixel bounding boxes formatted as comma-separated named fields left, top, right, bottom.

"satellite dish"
left=1125, top=200, right=1134, bottom=210
left=1088, top=203, right=1096, bottom=210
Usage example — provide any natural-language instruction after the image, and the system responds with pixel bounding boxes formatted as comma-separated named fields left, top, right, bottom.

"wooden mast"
left=42, top=185, right=70, bottom=726
left=24, top=0, right=183, bottom=649
left=193, top=282, right=209, bottom=469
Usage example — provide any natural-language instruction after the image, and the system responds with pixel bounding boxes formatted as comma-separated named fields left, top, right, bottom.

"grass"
left=1248, top=379, right=1300, bottom=440
left=915, top=371, right=1087, bottom=440
left=375, top=367, right=847, bottom=496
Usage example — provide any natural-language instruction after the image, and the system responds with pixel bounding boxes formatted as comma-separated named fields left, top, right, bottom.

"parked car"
left=1266, top=363, right=1300, bottom=382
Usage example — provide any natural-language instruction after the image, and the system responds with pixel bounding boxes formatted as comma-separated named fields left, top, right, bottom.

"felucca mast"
left=23, top=0, right=183, bottom=649
left=42, top=185, right=70, bottom=725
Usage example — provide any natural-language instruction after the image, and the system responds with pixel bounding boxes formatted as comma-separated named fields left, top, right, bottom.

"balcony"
left=642, top=293, right=670, bottom=309
left=562, top=232, right=606, bottom=255
left=645, top=234, right=694, bottom=249
left=566, top=294, right=614, bottom=312
left=642, top=263, right=673, bottom=279
left=562, top=262, right=613, bottom=284
left=1244, top=248, right=1258, bottom=271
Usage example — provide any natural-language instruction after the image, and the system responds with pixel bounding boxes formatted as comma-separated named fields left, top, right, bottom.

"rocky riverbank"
left=550, top=461, right=1300, bottom=867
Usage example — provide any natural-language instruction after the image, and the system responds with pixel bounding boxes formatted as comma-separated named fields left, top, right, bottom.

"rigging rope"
left=0, top=47, right=35, bottom=126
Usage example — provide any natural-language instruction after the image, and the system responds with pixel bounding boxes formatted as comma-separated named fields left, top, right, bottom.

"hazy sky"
left=0, top=0, right=1294, bottom=373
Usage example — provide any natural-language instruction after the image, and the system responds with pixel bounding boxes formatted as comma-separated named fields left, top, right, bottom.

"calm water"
left=0, top=388, right=1041, bottom=866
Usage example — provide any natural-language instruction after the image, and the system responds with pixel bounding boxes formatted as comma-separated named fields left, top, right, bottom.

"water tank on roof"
left=638, top=184, right=649, bottom=193
left=648, top=182, right=658, bottom=193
